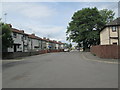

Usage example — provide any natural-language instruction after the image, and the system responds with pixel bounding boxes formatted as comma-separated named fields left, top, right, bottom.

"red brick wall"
left=90, top=45, right=120, bottom=59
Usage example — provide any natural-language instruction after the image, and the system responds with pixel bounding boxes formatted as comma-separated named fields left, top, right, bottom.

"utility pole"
left=4, top=13, right=7, bottom=23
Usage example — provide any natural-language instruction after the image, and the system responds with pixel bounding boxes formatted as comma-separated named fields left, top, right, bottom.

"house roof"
left=101, top=17, right=120, bottom=32
left=28, top=34, right=42, bottom=40
left=106, top=17, right=120, bottom=26
left=42, top=38, right=49, bottom=42
left=8, top=24, right=64, bottom=44
left=12, top=28, right=26, bottom=35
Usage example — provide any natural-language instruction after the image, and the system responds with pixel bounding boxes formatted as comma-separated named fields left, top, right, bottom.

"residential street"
left=2, top=51, right=118, bottom=88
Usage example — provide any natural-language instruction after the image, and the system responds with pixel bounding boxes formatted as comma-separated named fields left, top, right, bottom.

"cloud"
left=12, top=23, right=66, bottom=41
left=25, top=25, right=64, bottom=36
left=21, top=5, right=56, bottom=19
left=2, top=2, right=119, bottom=43
left=2, top=3, right=56, bottom=19
left=27, top=25, right=67, bottom=42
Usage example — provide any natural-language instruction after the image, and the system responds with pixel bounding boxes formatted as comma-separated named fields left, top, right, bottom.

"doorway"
left=14, top=45, right=17, bottom=52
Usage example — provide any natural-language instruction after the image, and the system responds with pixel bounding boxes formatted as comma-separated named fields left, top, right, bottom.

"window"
left=113, top=42, right=117, bottom=45
left=29, top=38, right=31, bottom=41
left=13, top=33, right=17, bottom=38
left=17, top=45, right=20, bottom=48
left=24, top=36, right=27, bottom=40
left=11, top=45, right=13, bottom=48
left=112, top=26, right=116, bottom=32
left=21, top=36, right=24, bottom=41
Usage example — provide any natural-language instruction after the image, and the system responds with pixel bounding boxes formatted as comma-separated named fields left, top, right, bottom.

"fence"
left=90, top=45, right=120, bottom=59
left=2, top=49, right=64, bottom=59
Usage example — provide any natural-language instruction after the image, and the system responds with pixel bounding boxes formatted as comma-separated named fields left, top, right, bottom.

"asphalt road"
left=2, top=51, right=118, bottom=88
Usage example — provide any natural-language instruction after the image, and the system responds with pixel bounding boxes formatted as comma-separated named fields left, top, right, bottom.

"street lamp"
left=4, top=13, right=7, bottom=23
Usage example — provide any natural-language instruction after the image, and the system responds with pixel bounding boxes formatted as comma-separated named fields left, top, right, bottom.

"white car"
left=64, top=48, right=69, bottom=52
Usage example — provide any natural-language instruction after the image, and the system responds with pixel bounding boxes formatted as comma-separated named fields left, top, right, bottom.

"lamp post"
left=4, top=13, right=7, bottom=23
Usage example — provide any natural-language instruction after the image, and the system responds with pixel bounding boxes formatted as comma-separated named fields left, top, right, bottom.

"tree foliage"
left=66, top=7, right=114, bottom=50
left=99, top=9, right=115, bottom=24
left=64, top=43, right=72, bottom=49
left=0, top=23, right=13, bottom=52
left=69, top=43, right=72, bottom=48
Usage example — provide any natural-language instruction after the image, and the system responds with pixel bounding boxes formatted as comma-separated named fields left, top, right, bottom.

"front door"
left=14, top=45, right=17, bottom=52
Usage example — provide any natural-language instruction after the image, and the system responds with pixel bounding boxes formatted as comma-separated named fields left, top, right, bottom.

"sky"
left=1, top=1, right=119, bottom=45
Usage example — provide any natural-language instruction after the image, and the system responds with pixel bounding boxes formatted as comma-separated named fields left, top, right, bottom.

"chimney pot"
left=32, top=33, right=35, bottom=36
left=8, top=24, right=12, bottom=28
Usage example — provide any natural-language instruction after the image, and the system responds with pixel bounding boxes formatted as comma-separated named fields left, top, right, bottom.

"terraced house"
left=100, top=17, right=120, bottom=45
left=7, top=24, right=65, bottom=54
left=7, top=25, right=28, bottom=52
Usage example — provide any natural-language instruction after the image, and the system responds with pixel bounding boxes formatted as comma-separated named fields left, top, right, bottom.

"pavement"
left=2, top=51, right=118, bottom=88
left=81, top=52, right=118, bottom=64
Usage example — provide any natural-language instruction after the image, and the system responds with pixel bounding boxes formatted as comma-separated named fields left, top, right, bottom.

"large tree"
left=0, top=23, right=13, bottom=52
left=99, top=9, right=115, bottom=24
left=66, top=7, right=114, bottom=51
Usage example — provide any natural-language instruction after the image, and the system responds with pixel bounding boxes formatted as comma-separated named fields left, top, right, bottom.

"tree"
left=0, top=23, right=13, bottom=52
left=64, top=43, right=69, bottom=48
left=66, top=7, right=114, bottom=51
left=99, top=9, right=115, bottom=25
left=64, top=43, right=72, bottom=49
left=69, top=43, right=72, bottom=48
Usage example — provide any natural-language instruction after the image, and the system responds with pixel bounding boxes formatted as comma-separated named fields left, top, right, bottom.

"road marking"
left=81, top=53, right=119, bottom=64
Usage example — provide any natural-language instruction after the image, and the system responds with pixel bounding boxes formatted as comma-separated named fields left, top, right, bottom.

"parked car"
left=64, top=48, right=70, bottom=52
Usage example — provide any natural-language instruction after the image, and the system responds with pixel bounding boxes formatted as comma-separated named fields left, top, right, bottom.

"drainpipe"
left=22, top=35, right=24, bottom=52
left=41, top=40, right=42, bottom=50
left=31, top=39, right=32, bottom=51
left=118, top=26, right=120, bottom=45
left=108, top=27, right=111, bottom=45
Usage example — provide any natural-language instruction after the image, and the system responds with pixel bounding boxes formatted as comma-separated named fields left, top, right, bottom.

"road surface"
left=2, top=51, right=118, bottom=88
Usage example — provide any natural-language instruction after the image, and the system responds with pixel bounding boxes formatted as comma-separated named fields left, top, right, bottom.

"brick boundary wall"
left=2, top=49, right=64, bottom=59
left=90, top=45, right=120, bottom=59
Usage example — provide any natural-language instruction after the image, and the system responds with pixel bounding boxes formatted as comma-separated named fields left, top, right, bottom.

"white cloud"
left=21, top=5, right=55, bottom=19
left=27, top=25, right=67, bottom=42
left=12, top=23, right=66, bottom=41
left=2, top=2, right=119, bottom=43
left=2, top=2, right=67, bottom=42
left=2, top=3, right=56, bottom=19
left=25, top=25, right=64, bottom=35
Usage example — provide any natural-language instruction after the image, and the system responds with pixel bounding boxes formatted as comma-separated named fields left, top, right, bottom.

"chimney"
left=21, top=30, right=24, bottom=33
left=32, top=33, right=35, bottom=36
left=8, top=24, right=12, bottom=28
left=43, top=37, right=46, bottom=39
left=53, top=40, right=56, bottom=42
